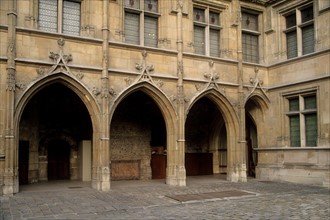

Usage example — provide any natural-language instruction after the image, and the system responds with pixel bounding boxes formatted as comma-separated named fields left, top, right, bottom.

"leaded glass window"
left=124, top=0, right=159, bottom=47
left=242, top=33, right=259, bottom=63
left=39, top=0, right=58, bottom=33
left=210, top=29, right=220, bottom=57
left=287, top=94, right=317, bottom=147
left=63, top=0, right=81, bottom=35
left=194, top=26, right=205, bottom=55
left=286, top=31, right=298, bottom=59
left=125, top=12, right=140, bottom=45
left=284, top=5, right=314, bottom=59
left=193, top=7, right=221, bottom=57
left=144, top=16, right=158, bottom=47
left=302, top=25, right=314, bottom=55
left=242, top=11, right=260, bottom=63
left=39, top=0, right=81, bottom=35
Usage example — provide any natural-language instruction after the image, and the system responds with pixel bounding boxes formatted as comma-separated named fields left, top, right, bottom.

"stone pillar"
left=236, top=1, right=247, bottom=182
left=92, top=0, right=110, bottom=191
left=166, top=0, right=186, bottom=187
left=3, top=0, right=17, bottom=196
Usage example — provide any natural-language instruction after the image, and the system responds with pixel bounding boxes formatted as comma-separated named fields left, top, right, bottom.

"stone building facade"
left=0, top=0, right=329, bottom=195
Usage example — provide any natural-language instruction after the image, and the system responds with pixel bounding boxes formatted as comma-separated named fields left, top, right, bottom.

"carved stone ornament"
left=193, top=60, right=225, bottom=97
left=128, top=50, right=164, bottom=89
left=92, top=87, right=101, bottom=96
left=204, top=60, right=221, bottom=91
left=34, top=38, right=85, bottom=83
left=6, top=67, right=16, bottom=91
left=245, top=66, right=270, bottom=102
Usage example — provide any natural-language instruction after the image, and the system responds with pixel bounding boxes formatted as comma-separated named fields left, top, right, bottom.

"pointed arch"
left=14, top=72, right=101, bottom=134
left=110, top=81, right=179, bottom=183
left=187, top=88, right=240, bottom=182
left=110, top=81, right=178, bottom=139
left=13, top=72, right=101, bottom=192
left=245, top=91, right=270, bottom=115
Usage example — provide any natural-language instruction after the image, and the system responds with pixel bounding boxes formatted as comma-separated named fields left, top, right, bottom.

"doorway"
left=19, top=141, right=29, bottom=185
left=47, top=140, right=71, bottom=180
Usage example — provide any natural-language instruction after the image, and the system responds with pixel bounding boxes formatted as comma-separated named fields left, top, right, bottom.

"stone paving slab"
left=166, top=190, right=256, bottom=202
left=1, top=176, right=329, bottom=219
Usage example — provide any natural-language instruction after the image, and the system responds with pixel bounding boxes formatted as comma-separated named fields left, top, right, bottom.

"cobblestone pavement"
left=1, top=176, right=329, bottom=220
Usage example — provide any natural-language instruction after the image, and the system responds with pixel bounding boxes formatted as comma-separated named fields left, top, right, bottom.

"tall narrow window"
left=193, top=7, right=221, bottom=57
left=39, top=0, right=58, bottom=33
left=287, top=94, right=318, bottom=147
left=63, top=0, right=81, bottom=35
left=39, top=0, right=81, bottom=36
left=124, top=0, right=159, bottom=47
left=242, top=12, right=260, bottom=63
left=209, top=11, right=220, bottom=57
left=284, top=5, right=314, bottom=59
left=125, top=12, right=140, bottom=45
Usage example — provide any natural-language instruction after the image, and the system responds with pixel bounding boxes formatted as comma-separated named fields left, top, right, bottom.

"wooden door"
left=151, top=154, right=166, bottom=179
left=19, top=141, right=29, bottom=185
left=48, top=140, right=70, bottom=180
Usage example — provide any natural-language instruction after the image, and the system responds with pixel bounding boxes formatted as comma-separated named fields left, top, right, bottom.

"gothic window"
left=287, top=93, right=318, bottom=147
left=284, top=5, right=314, bottom=59
left=39, top=0, right=81, bottom=36
left=242, top=11, right=260, bottom=63
left=124, top=0, right=159, bottom=47
left=193, top=7, right=221, bottom=57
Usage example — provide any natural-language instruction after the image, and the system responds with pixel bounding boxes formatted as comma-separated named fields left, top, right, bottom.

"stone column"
left=3, top=0, right=17, bottom=196
left=92, top=0, right=110, bottom=191
left=166, top=0, right=186, bottom=186
left=236, top=2, right=247, bottom=182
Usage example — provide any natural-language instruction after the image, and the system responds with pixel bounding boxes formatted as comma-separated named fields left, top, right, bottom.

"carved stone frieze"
left=6, top=67, right=16, bottom=91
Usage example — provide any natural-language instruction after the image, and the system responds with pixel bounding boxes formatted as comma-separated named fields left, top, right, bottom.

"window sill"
left=254, top=147, right=330, bottom=151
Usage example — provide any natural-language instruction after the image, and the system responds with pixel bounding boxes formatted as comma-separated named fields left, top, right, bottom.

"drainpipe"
left=3, top=0, right=17, bottom=195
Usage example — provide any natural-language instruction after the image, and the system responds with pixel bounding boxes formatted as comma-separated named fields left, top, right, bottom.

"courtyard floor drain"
left=68, top=186, right=83, bottom=189
left=167, top=190, right=256, bottom=202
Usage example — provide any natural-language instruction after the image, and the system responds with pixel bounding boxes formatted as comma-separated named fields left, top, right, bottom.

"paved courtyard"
left=1, top=175, right=329, bottom=220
